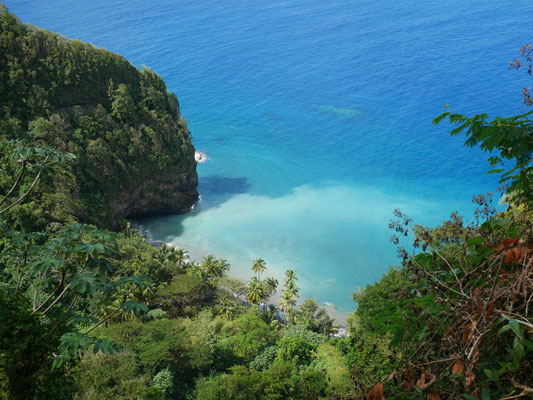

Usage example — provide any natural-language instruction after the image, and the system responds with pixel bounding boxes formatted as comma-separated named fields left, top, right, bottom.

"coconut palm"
left=156, top=245, right=171, bottom=265
left=264, top=277, right=278, bottom=294
left=251, top=258, right=266, bottom=280
left=215, top=298, right=236, bottom=320
left=246, top=277, right=264, bottom=304
left=199, top=255, right=230, bottom=287
left=201, top=255, right=217, bottom=275
left=285, top=280, right=299, bottom=296
left=283, top=269, right=298, bottom=286
left=174, top=248, right=188, bottom=268
left=278, top=291, right=296, bottom=318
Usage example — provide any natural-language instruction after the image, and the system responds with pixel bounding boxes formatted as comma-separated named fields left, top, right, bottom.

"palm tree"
left=246, top=277, right=264, bottom=304
left=251, top=258, right=266, bottom=280
left=283, top=269, right=298, bottom=286
left=285, top=280, right=299, bottom=296
left=174, top=248, right=188, bottom=268
left=215, top=298, right=236, bottom=320
left=278, top=291, right=296, bottom=318
left=156, top=245, right=170, bottom=265
left=264, top=277, right=278, bottom=294
left=188, top=261, right=201, bottom=275
left=202, top=255, right=217, bottom=275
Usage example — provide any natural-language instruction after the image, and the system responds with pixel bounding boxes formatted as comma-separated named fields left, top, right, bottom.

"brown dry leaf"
left=464, top=368, right=475, bottom=388
left=416, top=372, right=426, bottom=389
left=416, top=372, right=436, bottom=390
left=486, top=300, right=495, bottom=317
left=519, top=245, right=528, bottom=260
left=497, top=238, right=519, bottom=253
left=451, top=359, right=465, bottom=375
left=366, top=382, right=385, bottom=400
left=442, top=326, right=453, bottom=337
left=462, top=322, right=476, bottom=344
left=512, top=247, right=522, bottom=263
left=399, top=380, right=413, bottom=390
left=427, top=393, right=441, bottom=400
left=424, top=372, right=436, bottom=388
left=504, top=245, right=529, bottom=265
left=399, top=370, right=414, bottom=390
left=472, top=287, right=481, bottom=297
left=504, top=249, right=514, bottom=265
left=476, top=302, right=483, bottom=318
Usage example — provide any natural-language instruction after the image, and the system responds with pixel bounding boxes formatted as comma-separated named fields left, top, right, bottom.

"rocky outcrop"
left=110, top=162, right=199, bottom=229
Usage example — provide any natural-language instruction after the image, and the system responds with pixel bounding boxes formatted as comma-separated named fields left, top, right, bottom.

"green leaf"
left=121, top=301, right=148, bottom=316
left=481, top=388, right=491, bottom=400
left=92, top=339, right=117, bottom=355
left=509, top=319, right=524, bottom=340
left=118, top=275, right=151, bottom=288
left=66, top=315, right=98, bottom=326
left=466, top=237, right=485, bottom=246
left=59, top=332, right=92, bottom=357
left=497, top=324, right=511, bottom=335
left=29, top=257, right=65, bottom=276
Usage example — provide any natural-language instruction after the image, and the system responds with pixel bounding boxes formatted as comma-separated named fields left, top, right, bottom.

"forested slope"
left=0, top=4, right=198, bottom=230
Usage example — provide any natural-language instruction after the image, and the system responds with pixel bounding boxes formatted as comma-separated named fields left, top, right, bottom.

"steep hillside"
left=0, top=4, right=198, bottom=229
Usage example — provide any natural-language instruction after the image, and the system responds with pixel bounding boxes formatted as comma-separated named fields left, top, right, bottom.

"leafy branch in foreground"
left=433, top=110, right=533, bottom=204
left=0, top=140, right=75, bottom=215
left=0, top=141, right=151, bottom=398
left=360, top=200, right=532, bottom=399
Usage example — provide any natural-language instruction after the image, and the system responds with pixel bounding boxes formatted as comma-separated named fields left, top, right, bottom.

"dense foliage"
left=0, top=3, right=197, bottom=230
left=0, top=5, right=531, bottom=400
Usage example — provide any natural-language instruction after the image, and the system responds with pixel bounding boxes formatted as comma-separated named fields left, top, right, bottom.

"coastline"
left=137, top=223, right=348, bottom=333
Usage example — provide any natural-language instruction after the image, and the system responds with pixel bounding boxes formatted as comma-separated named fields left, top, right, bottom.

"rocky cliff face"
left=0, top=6, right=199, bottom=230
left=110, top=161, right=199, bottom=229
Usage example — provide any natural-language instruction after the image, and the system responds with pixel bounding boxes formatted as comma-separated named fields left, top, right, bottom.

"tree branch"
left=40, top=282, right=71, bottom=316
left=0, top=155, right=48, bottom=215
left=0, top=161, right=26, bottom=207
left=84, top=305, right=122, bottom=335
left=29, top=274, right=64, bottom=317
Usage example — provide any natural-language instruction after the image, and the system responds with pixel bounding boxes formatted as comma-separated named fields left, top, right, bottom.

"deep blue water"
left=7, top=0, right=533, bottom=315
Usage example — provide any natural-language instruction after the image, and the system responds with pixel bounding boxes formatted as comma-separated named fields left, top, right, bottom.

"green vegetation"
left=0, top=5, right=531, bottom=400
left=0, top=3, right=197, bottom=231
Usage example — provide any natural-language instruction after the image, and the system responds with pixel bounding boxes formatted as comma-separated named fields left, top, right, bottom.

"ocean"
left=6, top=0, right=533, bottom=315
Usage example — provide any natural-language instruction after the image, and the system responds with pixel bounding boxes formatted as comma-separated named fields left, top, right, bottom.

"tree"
left=279, top=270, right=299, bottom=322
left=433, top=110, right=533, bottom=204
left=192, top=255, right=230, bottom=288
left=0, top=141, right=150, bottom=399
left=251, top=258, right=266, bottom=280
left=278, top=291, right=296, bottom=319
left=283, top=269, right=298, bottom=286
left=296, top=299, right=337, bottom=336
left=215, top=298, right=237, bottom=320
left=245, top=277, right=263, bottom=304
left=261, top=277, right=278, bottom=302
left=434, top=43, right=533, bottom=204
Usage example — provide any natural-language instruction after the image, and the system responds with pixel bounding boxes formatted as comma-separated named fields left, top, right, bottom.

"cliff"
left=0, top=4, right=198, bottom=230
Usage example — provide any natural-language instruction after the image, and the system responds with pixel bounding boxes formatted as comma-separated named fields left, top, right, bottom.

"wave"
left=195, top=151, right=208, bottom=163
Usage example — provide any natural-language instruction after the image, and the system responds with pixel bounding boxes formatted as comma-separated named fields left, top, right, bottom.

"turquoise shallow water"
left=7, top=0, right=533, bottom=313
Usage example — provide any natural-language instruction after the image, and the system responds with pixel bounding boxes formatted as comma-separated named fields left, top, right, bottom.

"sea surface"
left=7, top=0, right=533, bottom=315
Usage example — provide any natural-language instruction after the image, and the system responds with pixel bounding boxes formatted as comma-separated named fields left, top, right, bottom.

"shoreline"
left=138, top=225, right=349, bottom=332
